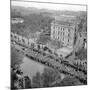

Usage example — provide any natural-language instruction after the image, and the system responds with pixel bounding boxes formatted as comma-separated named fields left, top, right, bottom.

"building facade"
left=51, top=20, right=77, bottom=48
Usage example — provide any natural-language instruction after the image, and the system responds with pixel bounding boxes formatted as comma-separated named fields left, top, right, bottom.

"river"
left=20, top=57, right=45, bottom=79
left=20, top=56, right=65, bottom=81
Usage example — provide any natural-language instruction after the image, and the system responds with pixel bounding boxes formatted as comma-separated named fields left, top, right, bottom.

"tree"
left=11, top=47, right=23, bottom=68
left=75, top=47, right=87, bottom=60
left=58, top=76, right=82, bottom=86
left=32, top=67, right=61, bottom=88
left=77, top=15, right=87, bottom=33
left=41, top=67, right=61, bottom=87
left=49, top=40, right=63, bottom=50
left=32, top=72, right=42, bottom=88
left=37, top=33, right=50, bottom=45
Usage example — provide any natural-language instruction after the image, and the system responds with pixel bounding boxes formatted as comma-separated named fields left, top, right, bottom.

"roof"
left=51, top=20, right=74, bottom=26
left=56, top=47, right=73, bottom=57
left=51, top=16, right=80, bottom=26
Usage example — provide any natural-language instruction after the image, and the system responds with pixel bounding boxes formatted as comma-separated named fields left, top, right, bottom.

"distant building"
left=11, top=18, right=24, bottom=24
left=51, top=19, right=78, bottom=48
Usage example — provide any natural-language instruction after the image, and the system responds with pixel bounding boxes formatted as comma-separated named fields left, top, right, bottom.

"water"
left=20, top=57, right=45, bottom=79
left=20, top=57, right=65, bottom=81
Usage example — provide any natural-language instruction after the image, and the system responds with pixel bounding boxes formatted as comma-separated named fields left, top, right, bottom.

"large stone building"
left=51, top=20, right=78, bottom=48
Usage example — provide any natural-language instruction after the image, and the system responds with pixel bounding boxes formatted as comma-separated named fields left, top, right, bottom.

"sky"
left=11, top=0, right=87, bottom=11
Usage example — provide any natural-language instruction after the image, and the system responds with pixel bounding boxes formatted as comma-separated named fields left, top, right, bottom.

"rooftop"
left=56, top=47, right=73, bottom=57
left=51, top=15, right=80, bottom=26
left=51, top=20, right=75, bottom=26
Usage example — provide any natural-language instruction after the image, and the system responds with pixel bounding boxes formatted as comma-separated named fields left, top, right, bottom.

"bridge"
left=11, top=32, right=87, bottom=84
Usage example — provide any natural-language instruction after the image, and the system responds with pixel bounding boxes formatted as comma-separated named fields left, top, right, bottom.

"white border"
left=0, top=0, right=89, bottom=90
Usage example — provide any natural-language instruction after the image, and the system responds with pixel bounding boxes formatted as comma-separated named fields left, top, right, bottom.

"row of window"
left=52, top=35, right=72, bottom=42
left=52, top=30, right=64, bottom=35
left=51, top=36, right=73, bottom=46
left=52, top=25, right=72, bottom=34
left=52, top=25, right=71, bottom=31
left=52, top=31, right=71, bottom=38
left=52, top=26, right=65, bottom=30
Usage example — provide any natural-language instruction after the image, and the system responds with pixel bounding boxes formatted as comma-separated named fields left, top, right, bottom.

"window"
left=53, top=26, right=55, bottom=29
left=63, top=37, right=64, bottom=41
left=68, top=33, right=70, bottom=37
left=58, top=26, right=59, bottom=30
left=58, top=31, right=59, bottom=36
left=68, top=39, right=69, bottom=42
left=68, top=29, right=70, bottom=32
left=63, top=32, right=64, bottom=36
left=53, top=30, right=55, bottom=34
left=58, top=36, right=59, bottom=40
left=53, top=26, right=54, bottom=29
left=63, top=27, right=64, bottom=30
left=61, top=27, right=62, bottom=30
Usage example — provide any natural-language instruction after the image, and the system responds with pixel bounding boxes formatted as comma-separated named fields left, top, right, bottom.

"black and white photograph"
left=11, top=0, right=87, bottom=89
